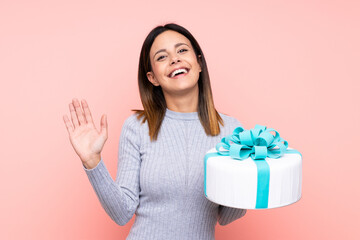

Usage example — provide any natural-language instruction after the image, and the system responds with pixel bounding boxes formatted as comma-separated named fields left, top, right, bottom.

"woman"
left=63, top=23, right=246, bottom=240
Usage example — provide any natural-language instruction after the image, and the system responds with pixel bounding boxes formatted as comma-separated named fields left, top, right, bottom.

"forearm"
left=83, top=158, right=138, bottom=225
left=218, top=205, right=247, bottom=226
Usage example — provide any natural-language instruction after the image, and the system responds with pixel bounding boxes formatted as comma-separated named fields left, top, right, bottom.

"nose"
left=170, top=55, right=181, bottom=65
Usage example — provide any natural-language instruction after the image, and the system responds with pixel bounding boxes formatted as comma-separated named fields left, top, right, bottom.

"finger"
left=63, top=114, right=74, bottom=134
left=73, top=98, right=86, bottom=125
left=81, top=99, right=95, bottom=126
left=69, top=102, right=80, bottom=128
left=100, top=114, right=108, bottom=139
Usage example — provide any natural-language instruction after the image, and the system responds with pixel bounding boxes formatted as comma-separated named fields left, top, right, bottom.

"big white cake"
left=204, top=125, right=302, bottom=209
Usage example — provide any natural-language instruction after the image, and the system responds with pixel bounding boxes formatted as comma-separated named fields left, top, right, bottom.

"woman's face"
left=147, top=30, right=202, bottom=97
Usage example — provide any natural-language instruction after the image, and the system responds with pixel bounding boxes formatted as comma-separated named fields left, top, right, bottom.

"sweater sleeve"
left=217, top=116, right=247, bottom=225
left=82, top=114, right=141, bottom=226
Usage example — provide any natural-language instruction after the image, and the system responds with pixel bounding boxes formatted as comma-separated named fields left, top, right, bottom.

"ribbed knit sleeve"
left=217, top=206, right=247, bottom=226
left=217, top=116, right=247, bottom=225
left=82, top=115, right=141, bottom=226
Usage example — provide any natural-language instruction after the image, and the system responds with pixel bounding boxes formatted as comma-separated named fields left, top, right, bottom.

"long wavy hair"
left=132, top=23, right=224, bottom=141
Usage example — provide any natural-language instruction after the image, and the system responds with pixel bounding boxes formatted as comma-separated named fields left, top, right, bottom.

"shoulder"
left=218, top=111, right=244, bottom=133
left=121, top=112, right=147, bottom=136
left=123, top=112, right=144, bottom=127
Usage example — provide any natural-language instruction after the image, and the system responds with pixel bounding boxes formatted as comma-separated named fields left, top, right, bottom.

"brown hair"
left=131, top=23, right=224, bottom=141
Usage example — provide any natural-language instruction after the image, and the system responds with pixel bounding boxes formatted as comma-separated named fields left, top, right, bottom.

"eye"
left=157, top=55, right=166, bottom=61
left=178, top=48, right=188, bottom=53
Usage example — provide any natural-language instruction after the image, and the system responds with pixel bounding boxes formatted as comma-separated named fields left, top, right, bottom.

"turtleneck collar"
left=165, top=108, right=199, bottom=120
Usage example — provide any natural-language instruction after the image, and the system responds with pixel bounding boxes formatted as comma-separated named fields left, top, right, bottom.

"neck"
left=163, top=85, right=199, bottom=113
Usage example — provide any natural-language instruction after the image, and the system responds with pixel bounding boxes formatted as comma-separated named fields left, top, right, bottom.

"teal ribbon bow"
left=215, top=124, right=300, bottom=160
left=204, top=124, right=301, bottom=209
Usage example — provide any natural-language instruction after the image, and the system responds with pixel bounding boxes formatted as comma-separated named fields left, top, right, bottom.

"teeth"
left=170, top=68, right=188, bottom=78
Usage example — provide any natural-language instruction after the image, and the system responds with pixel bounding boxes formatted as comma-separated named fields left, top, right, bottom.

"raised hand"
left=63, top=98, right=108, bottom=169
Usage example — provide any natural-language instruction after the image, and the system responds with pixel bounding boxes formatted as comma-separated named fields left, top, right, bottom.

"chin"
left=173, top=83, right=199, bottom=95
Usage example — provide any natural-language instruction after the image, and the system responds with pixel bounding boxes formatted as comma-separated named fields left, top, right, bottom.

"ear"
left=198, top=55, right=202, bottom=72
left=146, top=71, right=160, bottom=86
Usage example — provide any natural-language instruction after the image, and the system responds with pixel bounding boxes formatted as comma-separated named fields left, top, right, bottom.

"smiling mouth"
left=170, top=72, right=188, bottom=79
left=168, top=68, right=190, bottom=78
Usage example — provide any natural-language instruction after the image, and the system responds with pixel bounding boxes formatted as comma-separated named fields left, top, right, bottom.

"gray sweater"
left=83, top=108, right=247, bottom=239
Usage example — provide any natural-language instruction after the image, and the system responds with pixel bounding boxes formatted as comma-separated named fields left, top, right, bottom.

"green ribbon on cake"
left=205, top=124, right=301, bottom=209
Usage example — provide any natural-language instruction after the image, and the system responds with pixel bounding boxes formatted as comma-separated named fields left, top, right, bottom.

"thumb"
left=100, top=114, right=108, bottom=139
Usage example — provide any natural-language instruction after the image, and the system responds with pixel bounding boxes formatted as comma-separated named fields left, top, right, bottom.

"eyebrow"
left=153, top=43, right=190, bottom=60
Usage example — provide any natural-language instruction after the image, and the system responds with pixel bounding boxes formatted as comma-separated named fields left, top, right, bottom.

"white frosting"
left=205, top=147, right=302, bottom=209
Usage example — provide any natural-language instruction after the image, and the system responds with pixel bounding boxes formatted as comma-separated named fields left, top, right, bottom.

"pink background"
left=1, top=0, right=359, bottom=239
